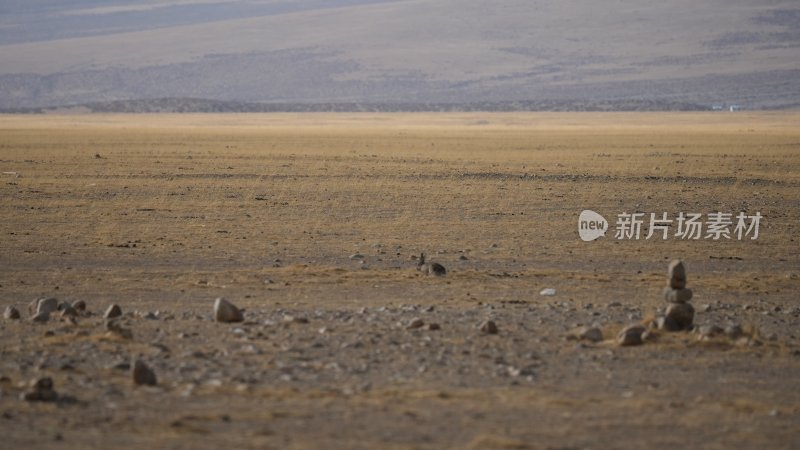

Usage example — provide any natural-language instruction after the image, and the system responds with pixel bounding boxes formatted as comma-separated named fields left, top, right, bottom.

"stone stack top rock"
left=664, top=260, right=693, bottom=304
left=668, top=260, right=687, bottom=289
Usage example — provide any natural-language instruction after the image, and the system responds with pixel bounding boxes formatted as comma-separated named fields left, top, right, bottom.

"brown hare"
left=417, top=253, right=446, bottom=276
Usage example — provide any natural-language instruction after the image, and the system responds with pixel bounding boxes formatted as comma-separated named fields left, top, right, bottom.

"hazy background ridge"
left=0, top=0, right=798, bottom=110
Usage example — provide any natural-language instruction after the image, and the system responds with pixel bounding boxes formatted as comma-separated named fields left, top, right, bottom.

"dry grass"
left=0, top=112, right=798, bottom=449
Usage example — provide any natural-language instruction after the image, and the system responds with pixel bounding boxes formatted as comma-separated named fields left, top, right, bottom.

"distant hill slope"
left=0, top=0, right=798, bottom=110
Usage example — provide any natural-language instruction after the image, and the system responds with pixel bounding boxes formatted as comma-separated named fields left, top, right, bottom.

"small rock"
left=21, top=377, right=58, bottom=402
left=349, top=253, right=365, bottom=260
left=108, top=361, right=131, bottom=371
left=283, top=315, right=309, bottom=324
left=57, top=301, right=72, bottom=311
left=30, top=311, right=50, bottom=323
left=59, top=305, right=78, bottom=319
left=696, top=324, right=724, bottom=338
left=668, top=260, right=687, bottom=289
left=105, top=320, right=133, bottom=339
left=663, top=287, right=693, bottom=304
left=36, top=298, right=59, bottom=315
left=479, top=320, right=498, bottom=334
left=724, top=324, right=744, bottom=339
left=570, top=326, right=603, bottom=343
left=104, top=304, right=122, bottom=319
left=132, top=360, right=157, bottom=386
left=617, top=325, right=646, bottom=346
left=27, top=298, right=39, bottom=315
left=214, top=298, right=243, bottom=323
left=665, top=302, right=695, bottom=330
left=539, top=288, right=557, bottom=296
left=4, top=306, right=20, bottom=320
left=426, top=323, right=441, bottom=331
left=407, top=318, right=425, bottom=329
left=72, top=300, right=87, bottom=312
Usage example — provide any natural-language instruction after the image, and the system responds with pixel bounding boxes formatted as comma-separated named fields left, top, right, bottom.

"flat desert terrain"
left=1, top=113, right=799, bottom=449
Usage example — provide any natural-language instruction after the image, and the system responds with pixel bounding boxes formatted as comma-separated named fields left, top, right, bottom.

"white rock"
left=4, top=306, right=20, bottom=320
left=214, top=298, right=243, bottom=323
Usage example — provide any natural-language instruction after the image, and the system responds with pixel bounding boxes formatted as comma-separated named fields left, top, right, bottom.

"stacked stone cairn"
left=659, top=260, right=695, bottom=331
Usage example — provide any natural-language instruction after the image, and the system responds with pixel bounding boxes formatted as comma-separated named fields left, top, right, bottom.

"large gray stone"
left=36, top=297, right=59, bottom=315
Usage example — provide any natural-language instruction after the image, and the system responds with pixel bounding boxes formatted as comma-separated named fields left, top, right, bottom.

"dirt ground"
left=0, top=112, right=799, bottom=449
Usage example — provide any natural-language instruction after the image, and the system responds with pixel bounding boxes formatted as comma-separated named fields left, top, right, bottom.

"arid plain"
left=1, top=113, right=799, bottom=449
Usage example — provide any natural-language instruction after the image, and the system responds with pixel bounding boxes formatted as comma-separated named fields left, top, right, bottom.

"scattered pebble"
left=72, top=300, right=87, bottom=312
left=539, top=288, right=557, bottom=296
